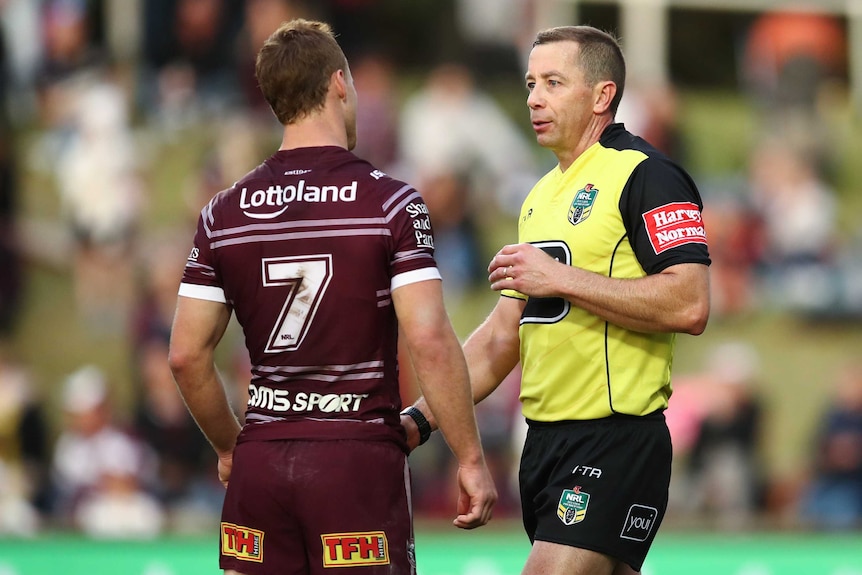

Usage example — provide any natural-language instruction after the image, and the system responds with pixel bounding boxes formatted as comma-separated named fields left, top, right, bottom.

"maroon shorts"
left=220, top=439, right=414, bottom=575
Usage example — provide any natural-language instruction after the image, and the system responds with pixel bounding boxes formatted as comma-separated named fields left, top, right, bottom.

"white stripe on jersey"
left=208, top=216, right=388, bottom=239
left=381, top=184, right=414, bottom=211
left=391, top=267, right=441, bottom=291
left=253, top=360, right=385, bottom=384
left=210, top=227, right=392, bottom=249
left=178, top=282, right=226, bottom=303
left=256, top=360, right=383, bottom=373
left=384, top=190, right=424, bottom=223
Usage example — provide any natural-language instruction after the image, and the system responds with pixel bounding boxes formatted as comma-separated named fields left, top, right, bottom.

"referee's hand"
left=454, top=462, right=497, bottom=529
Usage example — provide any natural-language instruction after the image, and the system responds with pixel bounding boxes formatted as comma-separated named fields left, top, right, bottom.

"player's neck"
left=279, top=113, right=348, bottom=151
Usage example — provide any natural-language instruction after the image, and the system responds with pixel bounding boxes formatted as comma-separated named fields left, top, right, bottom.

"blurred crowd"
left=0, top=0, right=861, bottom=538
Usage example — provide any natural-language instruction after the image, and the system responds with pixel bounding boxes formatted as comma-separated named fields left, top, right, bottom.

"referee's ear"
left=593, top=80, right=616, bottom=116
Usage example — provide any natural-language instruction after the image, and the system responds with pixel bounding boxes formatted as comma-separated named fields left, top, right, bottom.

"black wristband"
left=401, top=406, right=432, bottom=445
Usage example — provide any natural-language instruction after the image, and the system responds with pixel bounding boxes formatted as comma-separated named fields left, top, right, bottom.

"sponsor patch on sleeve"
left=642, top=201, right=707, bottom=255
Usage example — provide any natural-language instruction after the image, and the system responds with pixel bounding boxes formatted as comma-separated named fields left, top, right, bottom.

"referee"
left=401, top=25, right=710, bottom=575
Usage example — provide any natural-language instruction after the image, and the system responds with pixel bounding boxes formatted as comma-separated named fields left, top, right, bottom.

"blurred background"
left=0, top=0, right=861, bottom=572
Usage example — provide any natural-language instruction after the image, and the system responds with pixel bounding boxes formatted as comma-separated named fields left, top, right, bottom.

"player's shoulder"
left=338, top=157, right=419, bottom=208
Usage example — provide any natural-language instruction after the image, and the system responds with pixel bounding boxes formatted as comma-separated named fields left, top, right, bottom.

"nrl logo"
left=557, top=486, right=590, bottom=525
left=568, top=184, right=598, bottom=225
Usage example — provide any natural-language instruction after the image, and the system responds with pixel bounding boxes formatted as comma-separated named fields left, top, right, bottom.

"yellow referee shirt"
left=505, top=124, right=710, bottom=421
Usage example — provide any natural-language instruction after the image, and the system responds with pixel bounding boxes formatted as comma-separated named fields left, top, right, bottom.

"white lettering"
left=656, top=229, right=683, bottom=244
left=652, top=210, right=670, bottom=227
left=412, top=217, right=431, bottom=230
left=247, top=385, right=369, bottom=413
left=339, top=181, right=357, bottom=201
left=304, top=184, right=320, bottom=202
left=629, top=516, right=652, bottom=531
left=657, top=226, right=706, bottom=245
left=240, top=180, right=359, bottom=218
left=406, top=203, right=430, bottom=218
left=415, top=230, right=434, bottom=248
left=565, top=492, right=585, bottom=504
left=572, top=465, right=602, bottom=478
left=652, top=208, right=702, bottom=228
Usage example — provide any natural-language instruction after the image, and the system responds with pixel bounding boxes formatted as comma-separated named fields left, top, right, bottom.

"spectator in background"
left=682, top=342, right=765, bottom=529
left=0, top=349, right=49, bottom=535
left=0, top=19, right=23, bottom=336
left=351, top=51, right=399, bottom=170
left=131, top=238, right=189, bottom=348
left=133, top=335, right=221, bottom=532
left=743, top=11, right=845, bottom=116
left=129, top=236, right=226, bottom=530
left=398, top=61, right=539, bottom=216
left=742, top=10, right=846, bottom=174
left=747, top=137, right=838, bottom=312
left=142, top=0, right=244, bottom=127
left=454, top=0, right=527, bottom=80
left=56, top=79, right=144, bottom=333
left=51, top=365, right=160, bottom=532
left=698, top=183, right=764, bottom=317
left=800, top=363, right=862, bottom=530
left=395, top=62, right=539, bottom=301
left=33, top=0, right=104, bottom=131
left=616, top=81, right=687, bottom=164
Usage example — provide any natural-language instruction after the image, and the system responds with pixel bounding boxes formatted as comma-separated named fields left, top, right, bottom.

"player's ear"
left=332, top=69, right=348, bottom=101
left=593, top=80, right=616, bottom=115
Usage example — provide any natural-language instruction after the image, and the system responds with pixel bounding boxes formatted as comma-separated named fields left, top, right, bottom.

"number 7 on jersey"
left=262, top=255, right=333, bottom=353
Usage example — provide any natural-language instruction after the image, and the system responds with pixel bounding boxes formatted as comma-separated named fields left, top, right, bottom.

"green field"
left=1, top=526, right=860, bottom=575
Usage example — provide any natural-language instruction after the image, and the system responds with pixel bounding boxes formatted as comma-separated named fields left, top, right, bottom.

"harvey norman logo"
left=239, top=180, right=358, bottom=219
left=642, top=201, right=707, bottom=255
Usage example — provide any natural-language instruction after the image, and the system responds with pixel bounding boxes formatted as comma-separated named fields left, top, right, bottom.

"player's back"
left=181, top=146, right=438, bottom=446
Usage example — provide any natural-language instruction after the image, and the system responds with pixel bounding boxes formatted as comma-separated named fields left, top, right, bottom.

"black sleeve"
left=620, top=156, right=711, bottom=275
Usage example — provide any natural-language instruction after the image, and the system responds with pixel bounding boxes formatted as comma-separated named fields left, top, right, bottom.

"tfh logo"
left=321, top=531, right=389, bottom=567
left=221, top=522, right=264, bottom=562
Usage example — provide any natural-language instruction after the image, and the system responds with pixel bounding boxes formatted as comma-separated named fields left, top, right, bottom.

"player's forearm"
left=410, top=335, right=485, bottom=465
left=413, top=307, right=520, bottom=434
left=171, top=360, right=241, bottom=456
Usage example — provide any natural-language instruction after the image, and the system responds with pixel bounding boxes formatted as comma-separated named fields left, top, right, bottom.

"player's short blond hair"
left=255, top=19, right=348, bottom=125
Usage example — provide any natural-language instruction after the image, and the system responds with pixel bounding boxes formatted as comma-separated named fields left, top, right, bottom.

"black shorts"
left=519, top=411, right=671, bottom=571
left=220, top=439, right=414, bottom=575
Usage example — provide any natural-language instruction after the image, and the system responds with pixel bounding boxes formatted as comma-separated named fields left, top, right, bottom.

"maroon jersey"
left=179, top=146, right=440, bottom=449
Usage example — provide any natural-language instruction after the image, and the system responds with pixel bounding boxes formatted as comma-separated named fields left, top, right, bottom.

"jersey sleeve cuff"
left=178, top=282, right=227, bottom=303
left=391, top=267, right=442, bottom=291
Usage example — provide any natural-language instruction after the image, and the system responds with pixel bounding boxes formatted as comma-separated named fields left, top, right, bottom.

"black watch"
left=401, top=406, right=432, bottom=445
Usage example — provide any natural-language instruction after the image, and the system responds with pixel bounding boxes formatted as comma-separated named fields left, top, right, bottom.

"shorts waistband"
left=525, top=409, right=665, bottom=428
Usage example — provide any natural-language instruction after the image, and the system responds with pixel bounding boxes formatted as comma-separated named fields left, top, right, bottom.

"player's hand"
left=453, top=462, right=497, bottom=529
left=488, top=243, right=565, bottom=297
left=217, top=451, right=234, bottom=488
